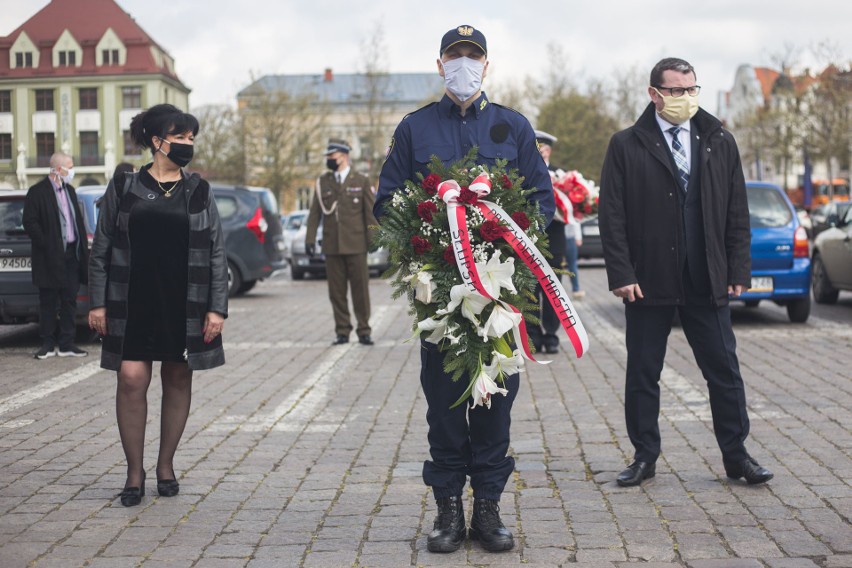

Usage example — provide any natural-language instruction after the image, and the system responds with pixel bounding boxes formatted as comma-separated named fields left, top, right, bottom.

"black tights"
left=116, top=361, right=193, bottom=487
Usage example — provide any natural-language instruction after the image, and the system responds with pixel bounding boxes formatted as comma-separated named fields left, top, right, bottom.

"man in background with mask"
left=375, top=26, right=554, bottom=554
left=306, top=138, right=377, bottom=346
left=599, top=57, right=773, bottom=488
left=23, top=152, right=89, bottom=359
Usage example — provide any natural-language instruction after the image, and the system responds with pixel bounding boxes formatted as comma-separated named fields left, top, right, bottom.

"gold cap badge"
left=458, top=26, right=474, bottom=36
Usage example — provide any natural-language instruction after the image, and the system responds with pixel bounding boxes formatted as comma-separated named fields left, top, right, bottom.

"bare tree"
left=356, top=20, right=391, bottom=181
left=608, top=63, right=648, bottom=128
left=190, top=104, right=245, bottom=184
left=239, top=84, right=327, bottom=211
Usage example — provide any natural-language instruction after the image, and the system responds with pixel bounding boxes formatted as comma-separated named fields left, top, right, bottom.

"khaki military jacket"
left=306, top=169, right=377, bottom=255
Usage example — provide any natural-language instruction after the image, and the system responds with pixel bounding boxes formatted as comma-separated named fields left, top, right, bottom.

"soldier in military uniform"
left=306, top=139, right=377, bottom=346
left=374, top=26, right=554, bottom=553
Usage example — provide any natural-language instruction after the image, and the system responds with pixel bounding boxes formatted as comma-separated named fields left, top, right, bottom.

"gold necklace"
left=156, top=178, right=181, bottom=197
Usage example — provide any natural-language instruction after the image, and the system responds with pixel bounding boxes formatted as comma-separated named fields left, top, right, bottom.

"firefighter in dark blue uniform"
left=375, top=25, right=554, bottom=554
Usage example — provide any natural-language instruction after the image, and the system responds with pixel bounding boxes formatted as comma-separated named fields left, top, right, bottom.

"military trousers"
left=419, top=341, right=519, bottom=501
left=324, top=253, right=371, bottom=338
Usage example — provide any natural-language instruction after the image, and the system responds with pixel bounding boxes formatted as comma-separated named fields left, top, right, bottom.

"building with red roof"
left=0, top=0, right=190, bottom=187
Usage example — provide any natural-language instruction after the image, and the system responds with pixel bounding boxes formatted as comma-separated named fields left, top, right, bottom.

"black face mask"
left=159, top=139, right=194, bottom=167
left=326, top=158, right=339, bottom=172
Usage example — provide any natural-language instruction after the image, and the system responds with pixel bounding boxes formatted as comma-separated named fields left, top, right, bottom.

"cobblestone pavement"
left=0, top=264, right=850, bottom=568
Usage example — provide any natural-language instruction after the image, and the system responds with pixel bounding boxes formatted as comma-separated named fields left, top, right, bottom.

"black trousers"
left=529, top=220, right=567, bottom=350
left=420, top=341, right=519, bottom=500
left=38, top=246, right=80, bottom=350
left=624, top=273, right=750, bottom=464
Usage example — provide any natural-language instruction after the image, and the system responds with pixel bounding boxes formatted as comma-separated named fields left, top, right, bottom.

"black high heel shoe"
left=120, top=471, right=145, bottom=507
left=157, top=468, right=180, bottom=497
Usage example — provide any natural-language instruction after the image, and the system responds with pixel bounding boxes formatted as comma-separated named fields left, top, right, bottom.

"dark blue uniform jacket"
left=374, top=92, right=554, bottom=224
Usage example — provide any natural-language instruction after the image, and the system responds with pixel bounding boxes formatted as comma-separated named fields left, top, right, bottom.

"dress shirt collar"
left=655, top=111, right=691, bottom=137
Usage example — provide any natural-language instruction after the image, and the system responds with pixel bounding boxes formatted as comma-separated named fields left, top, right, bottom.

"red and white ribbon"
left=437, top=174, right=589, bottom=359
left=438, top=178, right=539, bottom=361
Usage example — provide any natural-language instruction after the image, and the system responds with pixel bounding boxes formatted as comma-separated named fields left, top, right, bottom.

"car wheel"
left=227, top=261, right=243, bottom=297
left=744, top=300, right=760, bottom=308
left=786, top=296, right=810, bottom=323
left=812, top=254, right=839, bottom=304
left=238, top=280, right=257, bottom=294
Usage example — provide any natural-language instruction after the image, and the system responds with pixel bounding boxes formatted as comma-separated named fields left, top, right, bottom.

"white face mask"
left=441, top=57, right=485, bottom=102
left=61, top=167, right=75, bottom=185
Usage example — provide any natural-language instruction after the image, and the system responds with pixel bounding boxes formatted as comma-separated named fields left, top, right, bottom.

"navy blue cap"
left=440, top=25, right=487, bottom=57
left=323, top=138, right=351, bottom=155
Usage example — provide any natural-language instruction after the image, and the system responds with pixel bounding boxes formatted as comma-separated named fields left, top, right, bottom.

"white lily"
left=443, top=284, right=490, bottom=325
left=403, top=270, right=436, bottom=304
left=416, top=316, right=462, bottom=345
left=483, top=349, right=525, bottom=381
left=479, top=304, right=522, bottom=339
left=471, top=365, right=509, bottom=409
left=476, top=250, right=516, bottom=297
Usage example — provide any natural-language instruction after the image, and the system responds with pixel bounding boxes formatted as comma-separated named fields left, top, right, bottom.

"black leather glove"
left=305, top=243, right=315, bottom=256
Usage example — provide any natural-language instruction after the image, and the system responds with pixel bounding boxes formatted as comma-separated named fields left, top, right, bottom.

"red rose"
left=417, top=201, right=438, bottom=223
left=443, top=245, right=456, bottom=264
left=458, top=186, right=478, bottom=205
left=569, top=187, right=588, bottom=204
left=511, top=211, right=530, bottom=231
left=421, top=173, right=441, bottom=194
left=411, top=235, right=432, bottom=255
left=502, top=174, right=512, bottom=188
left=480, top=220, right=502, bottom=242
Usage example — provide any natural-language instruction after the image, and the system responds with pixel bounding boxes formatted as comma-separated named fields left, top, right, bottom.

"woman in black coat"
left=88, top=104, right=228, bottom=506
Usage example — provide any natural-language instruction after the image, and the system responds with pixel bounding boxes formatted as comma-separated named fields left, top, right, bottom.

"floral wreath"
left=374, top=148, right=588, bottom=409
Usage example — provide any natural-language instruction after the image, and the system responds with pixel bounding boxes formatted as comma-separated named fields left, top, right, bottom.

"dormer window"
left=58, top=51, right=76, bottom=67
left=15, top=52, right=34, bottom=68
left=102, top=49, right=120, bottom=65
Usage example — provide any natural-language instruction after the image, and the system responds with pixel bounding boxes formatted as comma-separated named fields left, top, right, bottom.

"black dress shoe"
left=120, top=471, right=145, bottom=507
left=427, top=495, right=466, bottom=553
left=358, top=335, right=374, bottom=346
left=543, top=343, right=559, bottom=354
left=724, top=456, right=774, bottom=485
left=617, top=461, right=656, bottom=487
left=332, top=334, right=349, bottom=345
left=157, top=468, right=180, bottom=497
left=469, top=498, right=514, bottom=552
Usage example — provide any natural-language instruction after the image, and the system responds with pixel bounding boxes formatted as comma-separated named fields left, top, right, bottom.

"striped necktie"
left=667, top=126, right=689, bottom=191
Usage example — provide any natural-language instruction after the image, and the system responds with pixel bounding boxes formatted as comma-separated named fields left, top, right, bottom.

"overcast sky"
left=2, top=0, right=850, bottom=116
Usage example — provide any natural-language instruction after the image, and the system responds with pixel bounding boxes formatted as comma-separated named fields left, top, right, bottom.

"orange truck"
left=787, top=178, right=850, bottom=209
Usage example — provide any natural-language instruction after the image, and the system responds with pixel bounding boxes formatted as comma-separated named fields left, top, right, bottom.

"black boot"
left=469, top=498, right=514, bottom=552
left=427, top=495, right=465, bottom=553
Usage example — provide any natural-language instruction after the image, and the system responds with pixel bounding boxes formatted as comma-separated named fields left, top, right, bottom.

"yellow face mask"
left=653, top=88, right=699, bottom=125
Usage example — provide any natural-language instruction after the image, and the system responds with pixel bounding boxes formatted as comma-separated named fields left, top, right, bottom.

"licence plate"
left=0, top=257, right=31, bottom=271
left=749, top=277, right=773, bottom=292
left=583, top=225, right=600, bottom=236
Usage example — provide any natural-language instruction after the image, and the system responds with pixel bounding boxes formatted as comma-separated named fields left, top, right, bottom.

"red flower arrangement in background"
left=551, top=170, right=599, bottom=219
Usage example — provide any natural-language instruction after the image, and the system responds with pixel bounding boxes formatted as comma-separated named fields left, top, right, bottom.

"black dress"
left=122, top=167, right=190, bottom=362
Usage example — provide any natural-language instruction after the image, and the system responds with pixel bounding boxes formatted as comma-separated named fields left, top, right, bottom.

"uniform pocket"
left=478, top=142, right=518, bottom=164
left=414, top=145, right=455, bottom=166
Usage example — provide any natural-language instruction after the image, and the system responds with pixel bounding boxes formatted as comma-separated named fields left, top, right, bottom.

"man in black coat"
left=23, top=152, right=89, bottom=359
left=599, top=58, right=773, bottom=487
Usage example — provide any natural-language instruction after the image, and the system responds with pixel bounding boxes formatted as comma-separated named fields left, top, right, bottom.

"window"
left=746, top=186, right=793, bottom=228
left=36, top=133, right=55, bottom=167
left=0, top=91, right=10, bottom=113
left=15, top=52, right=33, bottom=68
left=121, top=86, right=141, bottom=109
left=58, top=51, right=76, bottom=66
left=79, top=132, right=99, bottom=166
left=35, top=89, right=54, bottom=112
left=213, top=195, right=238, bottom=219
left=79, top=88, right=98, bottom=110
left=123, top=130, right=141, bottom=157
left=102, top=49, right=120, bottom=65
left=0, top=134, right=11, bottom=161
